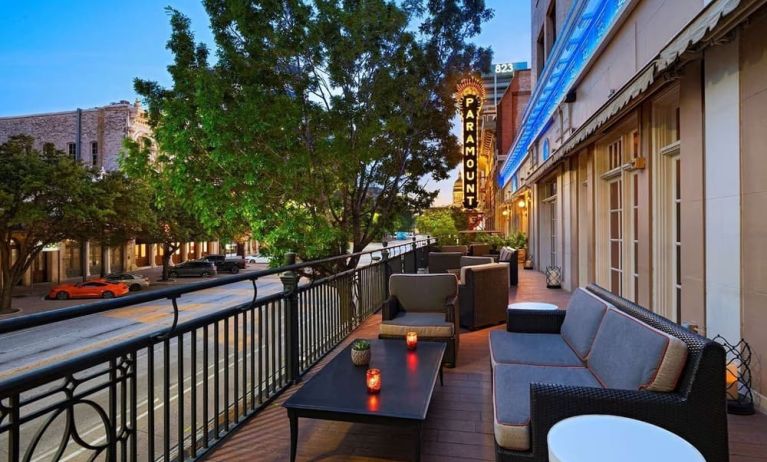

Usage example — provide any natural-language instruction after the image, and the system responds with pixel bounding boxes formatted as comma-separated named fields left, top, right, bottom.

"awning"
left=524, top=0, right=754, bottom=185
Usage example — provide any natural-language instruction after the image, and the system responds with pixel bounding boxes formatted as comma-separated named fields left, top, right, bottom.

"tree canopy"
left=0, top=136, right=106, bottom=311
left=135, top=0, right=493, bottom=265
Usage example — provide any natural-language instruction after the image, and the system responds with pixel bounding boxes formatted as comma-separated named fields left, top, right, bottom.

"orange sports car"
left=47, top=280, right=130, bottom=300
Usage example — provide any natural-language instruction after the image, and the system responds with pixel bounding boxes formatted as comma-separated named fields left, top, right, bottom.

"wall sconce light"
left=517, top=199, right=527, bottom=209
left=502, top=209, right=509, bottom=217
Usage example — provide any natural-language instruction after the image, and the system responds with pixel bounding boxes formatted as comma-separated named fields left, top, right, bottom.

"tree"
left=134, top=1, right=493, bottom=268
left=415, top=208, right=459, bottom=244
left=0, top=136, right=104, bottom=312
left=121, top=139, right=211, bottom=280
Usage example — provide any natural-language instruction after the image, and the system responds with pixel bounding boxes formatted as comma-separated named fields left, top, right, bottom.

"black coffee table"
left=283, top=339, right=446, bottom=462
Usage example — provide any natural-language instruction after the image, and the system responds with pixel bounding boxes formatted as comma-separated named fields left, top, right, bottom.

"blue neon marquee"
left=498, top=0, right=630, bottom=187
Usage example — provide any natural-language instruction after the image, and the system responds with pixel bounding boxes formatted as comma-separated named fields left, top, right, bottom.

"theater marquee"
left=456, top=77, right=484, bottom=209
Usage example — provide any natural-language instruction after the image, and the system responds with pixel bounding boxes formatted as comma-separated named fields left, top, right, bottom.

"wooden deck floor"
left=205, top=269, right=767, bottom=462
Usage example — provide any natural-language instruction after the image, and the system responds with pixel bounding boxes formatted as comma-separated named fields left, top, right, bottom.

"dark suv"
left=168, top=260, right=217, bottom=278
left=203, top=255, right=245, bottom=274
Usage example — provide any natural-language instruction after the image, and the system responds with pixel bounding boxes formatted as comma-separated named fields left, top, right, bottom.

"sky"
left=0, top=0, right=531, bottom=205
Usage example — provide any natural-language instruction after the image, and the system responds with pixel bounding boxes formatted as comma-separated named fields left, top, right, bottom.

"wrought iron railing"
left=0, top=237, right=434, bottom=462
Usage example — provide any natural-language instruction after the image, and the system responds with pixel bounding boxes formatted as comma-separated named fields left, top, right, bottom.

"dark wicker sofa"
left=490, top=284, right=728, bottom=462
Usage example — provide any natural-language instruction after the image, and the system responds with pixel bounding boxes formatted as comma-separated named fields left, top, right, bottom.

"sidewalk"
left=4, top=263, right=270, bottom=318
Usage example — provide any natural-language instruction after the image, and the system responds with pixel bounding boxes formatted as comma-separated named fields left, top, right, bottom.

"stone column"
left=83, top=241, right=91, bottom=277
left=149, top=243, right=157, bottom=268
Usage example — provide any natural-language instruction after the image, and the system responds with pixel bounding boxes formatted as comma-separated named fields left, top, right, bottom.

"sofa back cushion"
left=588, top=309, right=689, bottom=391
left=390, top=273, right=457, bottom=313
left=560, top=288, right=609, bottom=359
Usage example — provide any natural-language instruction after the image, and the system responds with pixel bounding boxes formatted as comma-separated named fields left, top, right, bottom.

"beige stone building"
left=498, top=0, right=767, bottom=411
left=0, top=101, right=234, bottom=284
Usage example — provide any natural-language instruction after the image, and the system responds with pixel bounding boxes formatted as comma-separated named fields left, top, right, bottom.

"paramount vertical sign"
left=456, top=77, right=484, bottom=209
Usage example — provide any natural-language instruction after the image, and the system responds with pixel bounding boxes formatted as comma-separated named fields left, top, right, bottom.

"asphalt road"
left=0, top=239, right=419, bottom=461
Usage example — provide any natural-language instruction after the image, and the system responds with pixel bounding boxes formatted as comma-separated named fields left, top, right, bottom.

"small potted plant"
left=351, top=339, right=371, bottom=366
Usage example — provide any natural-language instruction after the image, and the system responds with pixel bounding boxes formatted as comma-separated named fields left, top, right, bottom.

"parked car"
left=47, top=280, right=130, bottom=300
left=245, top=254, right=271, bottom=264
left=203, top=254, right=245, bottom=273
left=104, top=273, right=150, bottom=291
left=168, top=260, right=217, bottom=278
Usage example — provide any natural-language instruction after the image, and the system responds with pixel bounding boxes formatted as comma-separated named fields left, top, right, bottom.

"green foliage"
left=134, top=1, right=493, bottom=267
left=0, top=136, right=106, bottom=310
left=121, top=138, right=212, bottom=280
left=352, top=339, right=371, bottom=351
left=507, top=230, right=527, bottom=249
left=416, top=208, right=459, bottom=244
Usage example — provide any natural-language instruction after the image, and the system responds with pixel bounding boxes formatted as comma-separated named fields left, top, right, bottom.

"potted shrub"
left=508, top=231, right=528, bottom=263
left=351, top=339, right=371, bottom=366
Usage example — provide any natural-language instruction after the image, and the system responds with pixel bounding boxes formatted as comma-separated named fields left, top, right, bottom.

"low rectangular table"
left=283, top=339, right=446, bottom=462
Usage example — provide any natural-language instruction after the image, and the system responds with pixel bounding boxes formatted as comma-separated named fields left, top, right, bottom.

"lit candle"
left=406, top=331, right=418, bottom=350
left=367, top=368, right=382, bottom=394
left=726, top=363, right=739, bottom=400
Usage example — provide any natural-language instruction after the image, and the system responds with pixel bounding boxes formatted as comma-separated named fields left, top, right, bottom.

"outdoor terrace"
left=206, top=268, right=767, bottom=462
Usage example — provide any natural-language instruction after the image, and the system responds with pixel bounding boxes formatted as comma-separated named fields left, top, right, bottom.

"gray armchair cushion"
left=389, top=273, right=457, bottom=313
left=560, top=288, right=609, bottom=359
left=379, top=312, right=454, bottom=338
left=493, top=364, right=602, bottom=451
left=489, top=331, right=582, bottom=367
left=588, top=309, right=688, bottom=391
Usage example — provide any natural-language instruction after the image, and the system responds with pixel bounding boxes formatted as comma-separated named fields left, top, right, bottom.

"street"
left=0, top=239, right=417, bottom=461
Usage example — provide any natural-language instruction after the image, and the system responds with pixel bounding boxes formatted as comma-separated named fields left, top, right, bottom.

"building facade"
left=498, top=0, right=767, bottom=411
left=0, top=102, right=245, bottom=285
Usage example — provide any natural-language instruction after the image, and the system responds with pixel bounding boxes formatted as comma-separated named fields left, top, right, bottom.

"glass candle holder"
left=406, top=331, right=418, bottom=350
left=366, top=368, right=381, bottom=394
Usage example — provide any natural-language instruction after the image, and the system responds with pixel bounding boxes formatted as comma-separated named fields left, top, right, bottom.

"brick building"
left=0, top=101, right=229, bottom=285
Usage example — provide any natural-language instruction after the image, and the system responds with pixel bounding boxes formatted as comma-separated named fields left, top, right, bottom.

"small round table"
left=547, top=415, right=705, bottom=462
left=507, top=302, right=558, bottom=311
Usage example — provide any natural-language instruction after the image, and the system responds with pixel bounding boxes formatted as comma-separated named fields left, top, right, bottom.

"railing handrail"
left=0, top=238, right=432, bottom=335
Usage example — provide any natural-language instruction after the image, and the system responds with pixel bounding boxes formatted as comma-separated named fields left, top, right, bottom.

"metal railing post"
left=381, top=240, right=390, bottom=299
left=280, top=252, right=300, bottom=383
left=411, top=236, right=418, bottom=273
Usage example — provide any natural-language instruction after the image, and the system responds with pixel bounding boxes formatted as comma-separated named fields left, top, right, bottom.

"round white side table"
left=507, top=302, right=558, bottom=311
left=547, top=415, right=704, bottom=462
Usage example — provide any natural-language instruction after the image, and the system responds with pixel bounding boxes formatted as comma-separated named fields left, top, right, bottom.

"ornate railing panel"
left=0, top=238, right=434, bottom=462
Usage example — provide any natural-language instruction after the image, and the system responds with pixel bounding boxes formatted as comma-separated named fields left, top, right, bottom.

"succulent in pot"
left=351, top=339, right=371, bottom=366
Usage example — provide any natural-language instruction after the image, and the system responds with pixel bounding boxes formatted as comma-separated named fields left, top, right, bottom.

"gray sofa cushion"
left=588, top=309, right=689, bottom=391
left=489, top=331, right=582, bottom=367
left=560, top=288, right=609, bottom=359
left=493, top=364, right=602, bottom=451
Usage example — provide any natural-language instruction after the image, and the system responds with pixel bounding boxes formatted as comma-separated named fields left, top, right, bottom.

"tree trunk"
left=161, top=245, right=174, bottom=281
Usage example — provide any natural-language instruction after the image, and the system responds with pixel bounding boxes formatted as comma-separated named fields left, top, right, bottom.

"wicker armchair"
left=458, top=263, right=509, bottom=330
left=379, top=274, right=459, bottom=367
left=428, top=252, right=463, bottom=274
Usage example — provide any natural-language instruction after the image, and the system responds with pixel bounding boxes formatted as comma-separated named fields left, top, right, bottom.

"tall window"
left=546, top=1, right=557, bottom=58
left=607, top=139, right=623, bottom=295
left=652, top=88, right=681, bottom=321
left=91, top=141, right=99, bottom=166
left=596, top=122, right=639, bottom=299
left=541, top=179, right=558, bottom=267
left=67, top=142, right=77, bottom=160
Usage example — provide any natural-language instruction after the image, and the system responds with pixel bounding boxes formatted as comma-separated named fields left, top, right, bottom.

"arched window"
left=542, top=138, right=551, bottom=161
